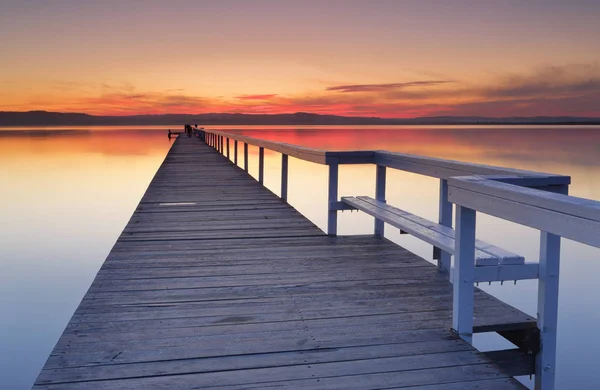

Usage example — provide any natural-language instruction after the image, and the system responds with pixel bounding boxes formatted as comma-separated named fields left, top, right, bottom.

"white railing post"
left=226, top=138, right=230, bottom=159
left=219, top=136, right=223, bottom=153
left=453, top=205, right=476, bottom=343
left=234, top=140, right=238, bottom=165
left=258, top=147, right=265, bottom=185
left=281, top=154, right=288, bottom=201
left=436, top=179, right=452, bottom=272
left=327, top=160, right=339, bottom=236
left=535, top=231, right=561, bottom=390
left=244, top=143, right=249, bottom=172
left=374, top=165, right=386, bottom=237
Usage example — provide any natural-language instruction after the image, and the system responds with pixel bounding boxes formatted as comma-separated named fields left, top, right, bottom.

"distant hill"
left=1, top=110, right=599, bottom=126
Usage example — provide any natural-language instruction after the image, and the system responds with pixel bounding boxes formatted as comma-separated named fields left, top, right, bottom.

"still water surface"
left=1, top=125, right=599, bottom=389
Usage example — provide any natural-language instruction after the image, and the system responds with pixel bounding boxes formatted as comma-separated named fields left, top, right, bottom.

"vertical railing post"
left=244, top=143, right=249, bottom=172
left=374, top=165, right=386, bottom=237
left=436, top=179, right=453, bottom=272
left=535, top=231, right=561, bottom=390
left=226, top=138, right=230, bottom=159
left=453, top=205, right=476, bottom=343
left=258, top=147, right=265, bottom=185
left=220, top=136, right=224, bottom=154
left=327, top=159, right=339, bottom=236
left=234, top=140, right=238, bottom=165
left=281, top=154, right=288, bottom=201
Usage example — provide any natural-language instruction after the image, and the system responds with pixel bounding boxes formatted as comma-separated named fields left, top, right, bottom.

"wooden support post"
left=374, top=165, right=386, bottom=237
left=258, top=147, right=265, bottom=185
left=535, top=231, right=561, bottom=390
left=436, top=179, right=453, bottom=272
left=244, top=143, right=249, bottom=172
left=226, top=138, right=230, bottom=159
left=234, top=140, right=238, bottom=165
left=281, top=154, right=288, bottom=201
left=219, top=136, right=222, bottom=153
left=327, top=160, right=339, bottom=236
left=453, top=205, right=476, bottom=343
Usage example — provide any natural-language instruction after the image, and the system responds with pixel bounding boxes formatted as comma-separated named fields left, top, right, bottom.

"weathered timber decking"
left=34, top=135, right=531, bottom=389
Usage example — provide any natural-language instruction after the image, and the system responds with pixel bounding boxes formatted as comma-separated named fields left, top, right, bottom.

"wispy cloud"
left=326, top=81, right=453, bottom=93
left=236, top=94, right=278, bottom=100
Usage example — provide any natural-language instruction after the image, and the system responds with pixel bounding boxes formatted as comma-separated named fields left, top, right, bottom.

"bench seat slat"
left=356, top=197, right=523, bottom=265
left=342, top=196, right=524, bottom=266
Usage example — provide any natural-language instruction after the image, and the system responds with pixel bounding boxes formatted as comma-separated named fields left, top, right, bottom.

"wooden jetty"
left=34, top=129, right=600, bottom=389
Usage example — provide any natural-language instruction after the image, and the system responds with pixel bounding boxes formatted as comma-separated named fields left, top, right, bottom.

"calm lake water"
left=1, top=125, right=600, bottom=389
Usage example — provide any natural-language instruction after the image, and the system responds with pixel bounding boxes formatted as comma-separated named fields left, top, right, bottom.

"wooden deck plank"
left=34, top=135, right=528, bottom=389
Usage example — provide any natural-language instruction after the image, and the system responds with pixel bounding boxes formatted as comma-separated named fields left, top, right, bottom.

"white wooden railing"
left=194, top=128, right=599, bottom=390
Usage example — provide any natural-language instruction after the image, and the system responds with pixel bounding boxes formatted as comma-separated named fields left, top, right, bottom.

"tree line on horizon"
left=1, top=110, right=599, bottom=126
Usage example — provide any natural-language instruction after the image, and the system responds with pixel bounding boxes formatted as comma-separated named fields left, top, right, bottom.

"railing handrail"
left=449, top=175, right=600, bottom=248
left=201, top=129, right=570, bottom=185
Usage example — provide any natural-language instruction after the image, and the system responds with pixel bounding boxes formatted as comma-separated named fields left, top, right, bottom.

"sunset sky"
left=1, top=0, right=599, bottom=117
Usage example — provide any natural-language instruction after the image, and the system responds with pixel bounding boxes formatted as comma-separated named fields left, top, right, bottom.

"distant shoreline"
left=1, top=111, right=600, bottom=126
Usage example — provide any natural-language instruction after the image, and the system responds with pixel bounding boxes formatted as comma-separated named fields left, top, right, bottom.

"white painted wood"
left=281, top=154, right=288, bottom=202
left=244, top=143, right=249, bottom=172
left=200, top=131, right=567, bottom=187
left=473, top=263, right=539, bottom=283
left=535, top=231, right=561, bottom=390
left=374, top=165, right=386, bottom=237
left=226, top=138, right=230, bottom=159
left=328, top=161, right=339, bottom=236
left=201, top=130, right=329, bottom=165
left=374, top=151, right=566, bottom=182
left=453, top=206, right=476, bottom=343
left=449, top=186, right=600, bottom=248
left=342, top=197, right=523, bottom=267
left=450, top=176, right=598, bottom=222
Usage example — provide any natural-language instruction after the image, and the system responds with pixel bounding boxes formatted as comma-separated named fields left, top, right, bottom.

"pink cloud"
left=235, top=94, right=278, bottom=100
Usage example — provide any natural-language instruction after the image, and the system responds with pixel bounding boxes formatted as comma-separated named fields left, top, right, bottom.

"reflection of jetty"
left=34, top=130, right=598, bottom=390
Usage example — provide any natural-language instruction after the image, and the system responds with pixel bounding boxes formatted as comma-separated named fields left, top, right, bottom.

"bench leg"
left=436, top=179, right=452, bottom=272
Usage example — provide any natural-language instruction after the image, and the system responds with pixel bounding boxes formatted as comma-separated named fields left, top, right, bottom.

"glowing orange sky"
left=1, top=1, right=599, bottom=117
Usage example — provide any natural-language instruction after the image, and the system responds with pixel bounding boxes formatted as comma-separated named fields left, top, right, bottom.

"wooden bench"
left=341, top=196, right=524, bottom=267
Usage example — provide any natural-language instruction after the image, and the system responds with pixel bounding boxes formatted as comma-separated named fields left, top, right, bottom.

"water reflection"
left=0, top=128, right=174, bottom=389
left=1, top=125, right=600, bottom=389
